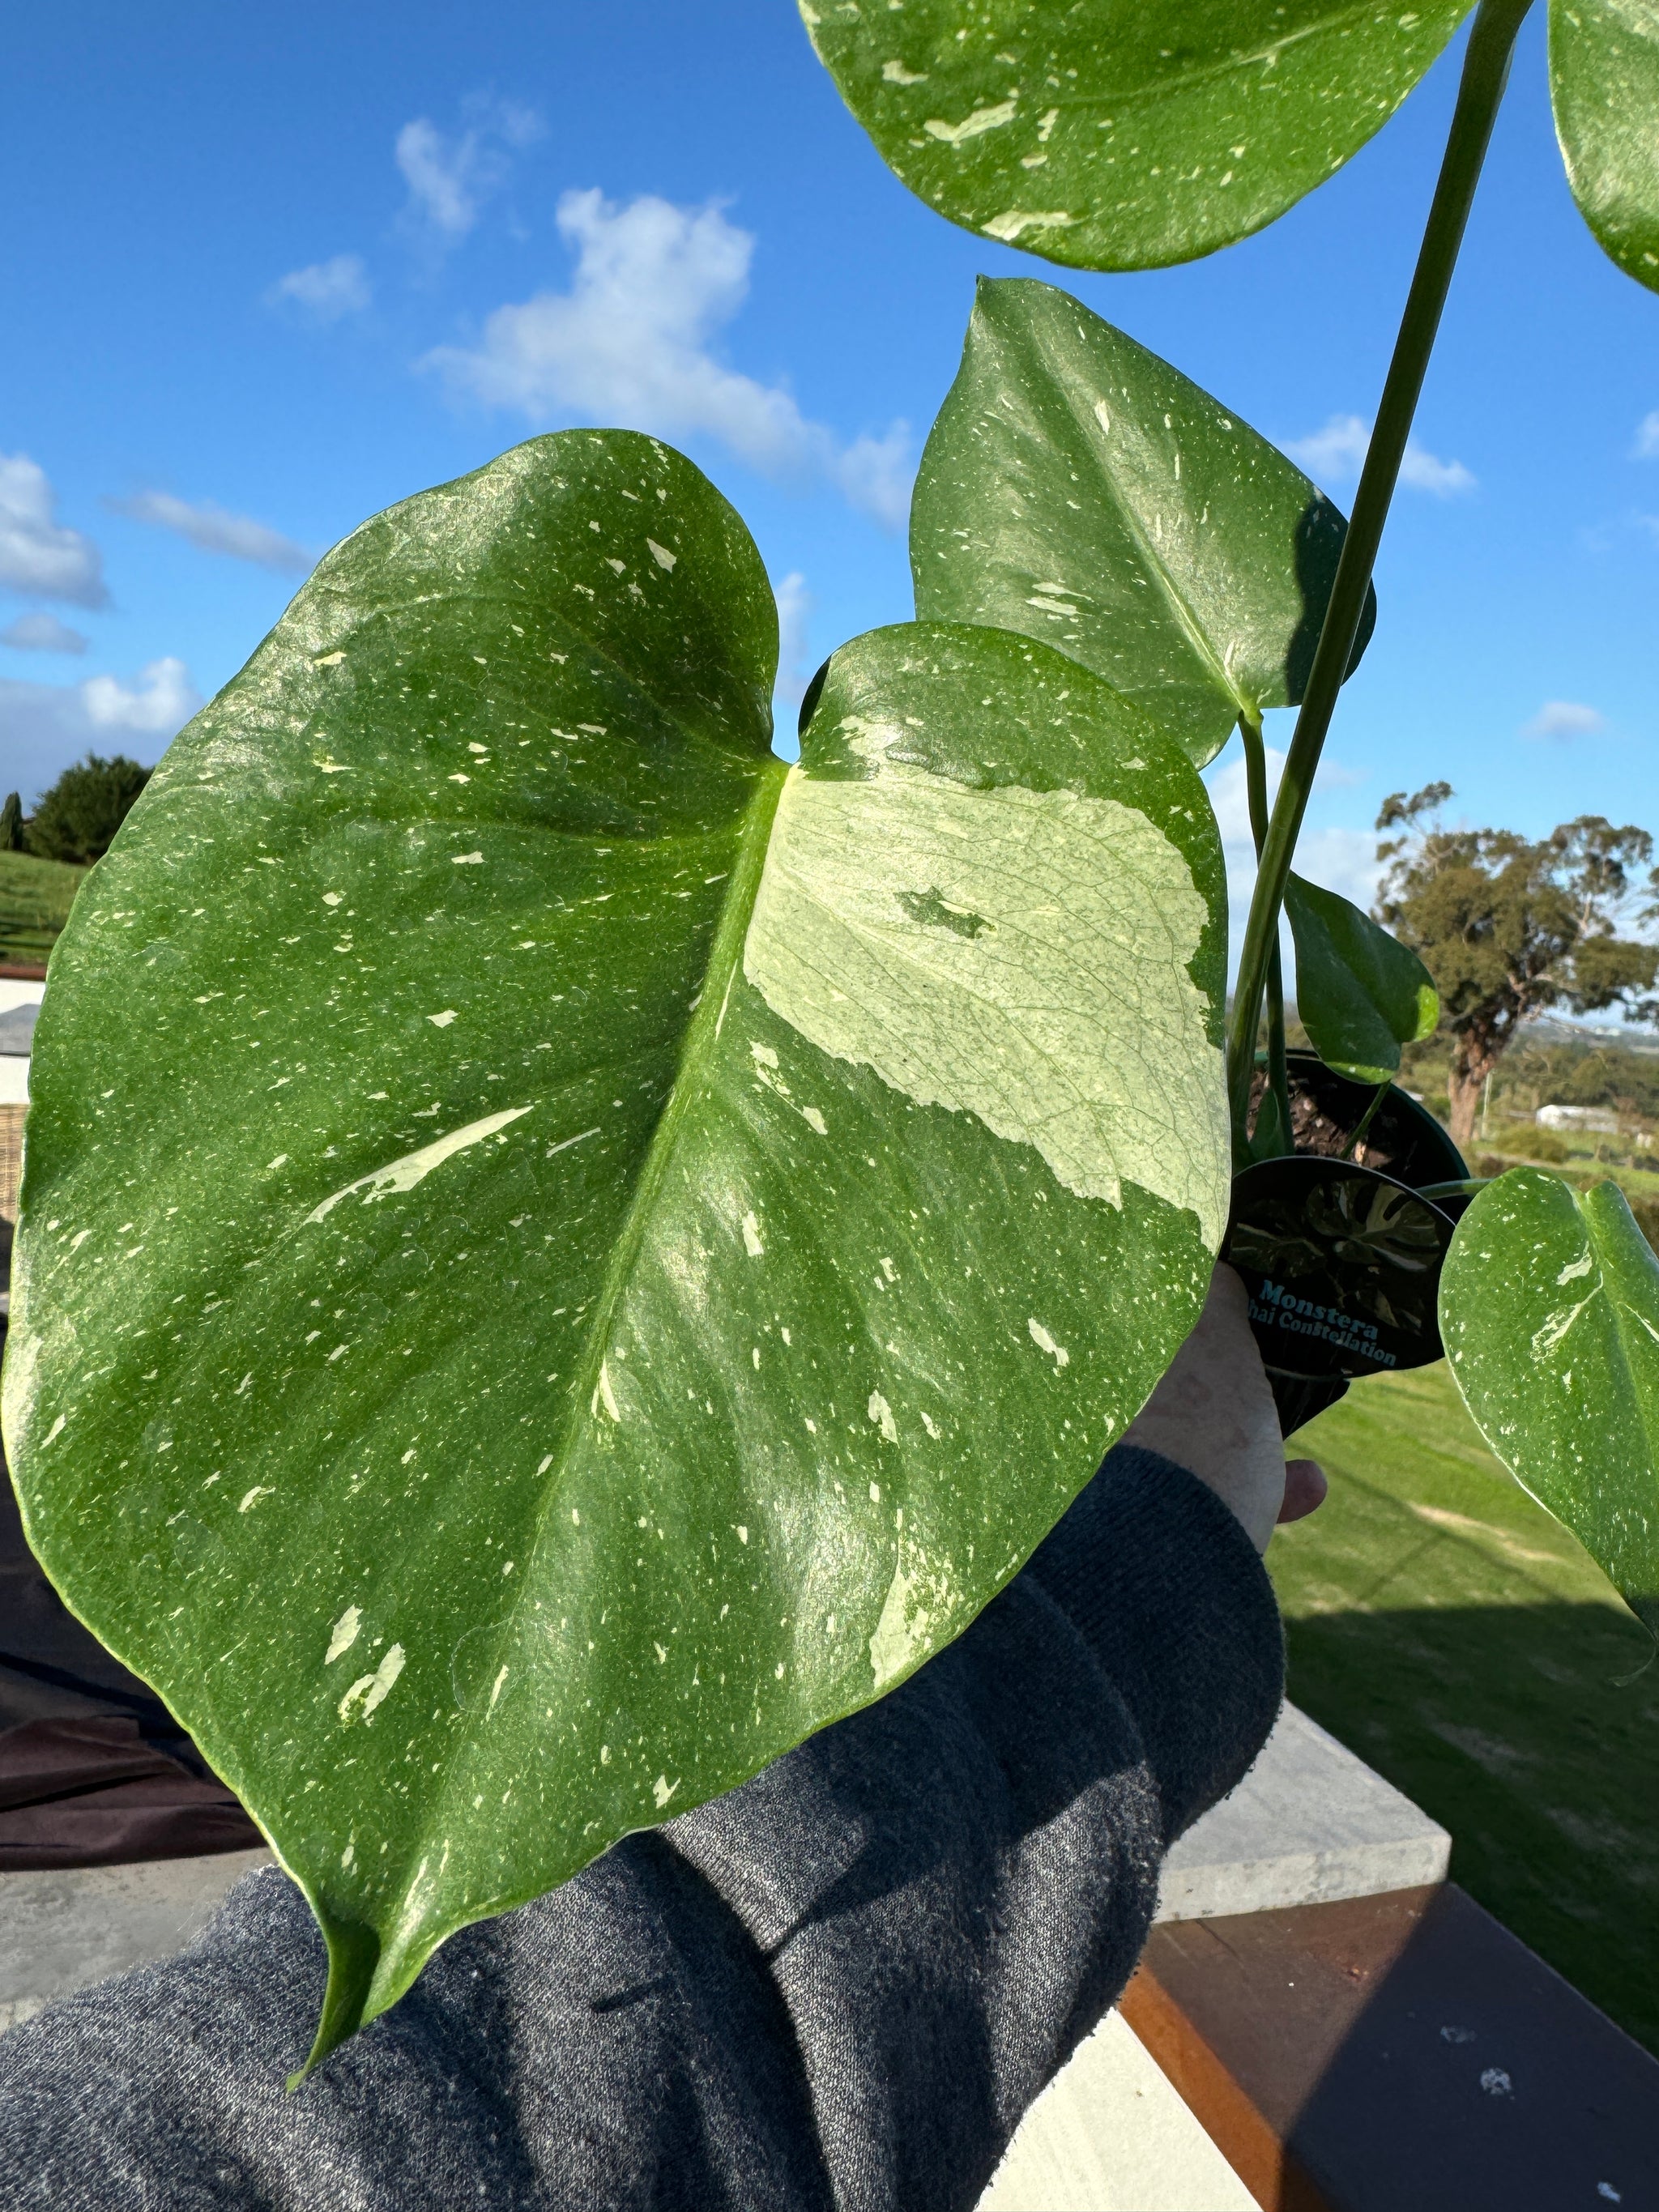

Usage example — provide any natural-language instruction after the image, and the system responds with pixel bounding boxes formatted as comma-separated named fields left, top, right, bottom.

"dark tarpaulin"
left=0, top=1294, right=262, bottom=1868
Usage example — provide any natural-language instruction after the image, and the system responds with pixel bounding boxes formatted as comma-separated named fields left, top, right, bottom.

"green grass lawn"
left=0, top=850, right=85, bottom=965
left=1270, top=1363, right=1659, bottom=2055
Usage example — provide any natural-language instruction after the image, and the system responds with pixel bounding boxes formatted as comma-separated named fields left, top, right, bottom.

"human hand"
left=1121, top=1264, right=1327, bottom=1554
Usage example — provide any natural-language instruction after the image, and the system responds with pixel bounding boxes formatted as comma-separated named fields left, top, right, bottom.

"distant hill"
left=1516, top=1013, right=1659, bottom=1057
left=0, top=851, right=87, bottom=967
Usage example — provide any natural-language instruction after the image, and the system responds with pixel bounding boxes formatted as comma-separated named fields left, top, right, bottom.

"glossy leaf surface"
left=3, top=431, right=1229, bottom=2067
left=1441, top=1170, right=1659, bottom=1636
left=803, top=0, right=1471, bottom=271
left=911, top=279, right=1376, bottom=769
left=1283, top=873, right=1438, bottom=1084
left=1551, top=0, right=1659, bottom=293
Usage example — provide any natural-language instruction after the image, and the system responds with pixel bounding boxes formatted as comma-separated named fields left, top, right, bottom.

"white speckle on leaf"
left=742, top=1211, right=765, bottom=1258
left=428, top=1008, right=458, bottom=1028
left=305, top=1106, right=531, bottom=1222
left=339, top=1643, right=404, bottom=1724
left=751, top=1042, right=779, bottom=1068
left=326, top=1606, right=362, bottom=1664
left=452, top=851, right=484, bottom=867
left=981, top=208, right=1075, bottom=242
left=488, top=1664, right=509, bottom=1714
left=1028, top=1318, right=1070, bottom=1368
left=868, top=1391, right=898, bottom=1442
left=869, top=1564, right=928, bottom=1688
left=546, top=1126, right=601, bottom=1157
left=593, top=1361, right=621, bottom=1422
left=882, top=57, right=928, bottom=81
left=42, top=1416, right=66, bottom=1447
left=653, top=1775, right=679, bottom=1808
left=921, top=1410, right=941, bottom=1439
left=924, top=97, right=1017, bottom=143
left=537, top=1454, right=554, bottom=1476
left=736, top=1525, right=748, bottom=1545
left=803, top=1106, right=828, bottom=1135
left=646, top=539, right=676, bottom=570
left=1557, top=1251, right=1594, bottom=1285
left=238, top=1485, right=275, bottom=1512
left=322, top=892, right=343, bottom=907
left=1532, top=1297, right=1594, bottom=1362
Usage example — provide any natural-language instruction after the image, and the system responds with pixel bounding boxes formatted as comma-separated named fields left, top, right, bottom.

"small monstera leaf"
left=1441, top=1170, right=1659, bottom=1637
left=911, top=279, right=1376, bottom=769
left=1283, top=874, right=1438, bottom=1084
left=1551, top=0, right=1659, bottom=293
left=3, top=430, right=1230, bottom=2072
left=802, top=0, right=1472, bottom=271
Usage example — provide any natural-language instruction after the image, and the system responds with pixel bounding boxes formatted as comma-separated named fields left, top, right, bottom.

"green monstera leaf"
left=3, top=430, right=1230, bottom=2069
left=912, top=279, right=1376, bottom=769
left=802, top=0, right=1472, bottom=271
left=1551, top=0, right=1659, bottom=292
left=1441, top=1170, right=1659, bottom=1637
left=1283, top=873, right=1438, bottom=1084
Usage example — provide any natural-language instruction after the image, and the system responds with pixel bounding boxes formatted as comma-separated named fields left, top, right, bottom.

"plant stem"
left=1340, top=1079, right=1391, bottom=1161
left=1226, top=0, right=1535, bottom=1159
left=1240, top=710, right=1292, bottom=1151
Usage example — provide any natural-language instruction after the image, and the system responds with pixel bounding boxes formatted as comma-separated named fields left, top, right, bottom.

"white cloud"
left=835, top=427, right=914, bottom=535
left=1, top=612, right=87, bottom=654
left=1284, top=412, right=1475, bottom=498
left=267, top=254, right=371, bottom=322
left=424, top=190, right=913, bottom=530
left=1399, top=445, right=1477, bottom=497
left=1635, top=411, right=1659, bottom=459
left=396, top=97, right=543, bottom=243
left=0, top=657, right=201, bottom=803
left=82, top=656, right=200, bottom=736
left=107, top=489, right=311, bottom=573
left=1523, top=698, right=1606, bottom=741
left=0, top=454, right=106, bottom=607
left=774, top=571, right=814, bottom=702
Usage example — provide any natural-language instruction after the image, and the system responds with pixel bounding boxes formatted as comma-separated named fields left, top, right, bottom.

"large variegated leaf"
left=911, top=279, right=1376, bottom=769
left=1551, top=0, right=1659, bottom=294
left=1442, top=1170, right=1659, bottom=1636
left=3, top=431, right=1229, bottom=2069
left=802, top=0, right=1472, bottom=271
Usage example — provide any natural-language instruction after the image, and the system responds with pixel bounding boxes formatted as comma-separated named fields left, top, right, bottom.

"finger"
left=1277, top=1458, right=1328, bottom=1524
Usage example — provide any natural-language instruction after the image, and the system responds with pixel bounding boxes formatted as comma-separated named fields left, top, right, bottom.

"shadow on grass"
left=1284, top=1601, right=1658, bottom=2058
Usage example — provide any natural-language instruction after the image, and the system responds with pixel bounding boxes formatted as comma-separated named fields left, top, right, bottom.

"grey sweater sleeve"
left=0, top=1447, right=1282, bottom=2212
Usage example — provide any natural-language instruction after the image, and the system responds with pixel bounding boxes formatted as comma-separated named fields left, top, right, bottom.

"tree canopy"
left=1375, top=785, right=1659, bottom=1146
left=25, top=753, right=152, bottom=866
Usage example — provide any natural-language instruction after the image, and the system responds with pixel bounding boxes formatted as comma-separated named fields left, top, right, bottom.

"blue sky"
left=3, top=1, right=1657, bottom=936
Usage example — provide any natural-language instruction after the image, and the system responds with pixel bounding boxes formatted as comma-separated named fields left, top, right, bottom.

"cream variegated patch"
left=742, top=723, right=1227, bottom=1248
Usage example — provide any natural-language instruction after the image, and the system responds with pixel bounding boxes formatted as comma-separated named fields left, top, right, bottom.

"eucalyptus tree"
left=5, top=0, right=1657, bottom=2073
left=1377, top=787, right=1659, bottom=1144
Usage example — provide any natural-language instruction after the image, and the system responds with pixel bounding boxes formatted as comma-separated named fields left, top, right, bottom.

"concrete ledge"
left=979, top=2010, right=1258, bottom=2212
left=1156, top=1703, right=1449, bottom=1924
left=0, top=1847, right=270, bottom=2031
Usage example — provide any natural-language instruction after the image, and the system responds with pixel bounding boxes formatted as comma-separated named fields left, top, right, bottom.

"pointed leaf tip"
left=911, top=279, right=1375, bottom=770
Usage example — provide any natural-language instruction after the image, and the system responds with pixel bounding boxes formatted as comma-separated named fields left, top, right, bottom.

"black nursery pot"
left=1221, top=1053, right=1471, bottom=1437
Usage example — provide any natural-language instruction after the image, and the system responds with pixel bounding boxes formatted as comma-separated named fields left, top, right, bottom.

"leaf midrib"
left=364, top=753, right=791, bottom=2011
